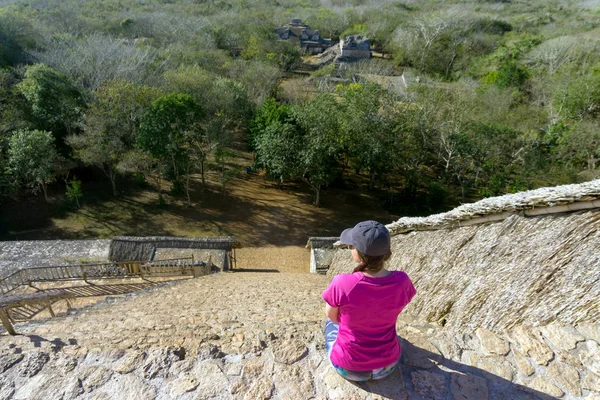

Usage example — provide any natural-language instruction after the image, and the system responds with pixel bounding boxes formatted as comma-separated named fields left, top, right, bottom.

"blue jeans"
left=324, top=318, right=399, bottom=382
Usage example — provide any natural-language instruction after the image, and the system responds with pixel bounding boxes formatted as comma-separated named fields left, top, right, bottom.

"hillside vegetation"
left=1, top=0, right=600, bottom=233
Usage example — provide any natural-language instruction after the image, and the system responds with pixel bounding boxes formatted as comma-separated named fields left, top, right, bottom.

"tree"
left=117, top=149, right=166, bottom=205
left=65, top=177, right=83, bottom=207
left=249, top=98, right=292, bottom=151
left=0, top=70, right=27, bottom=137
left=138, top=93, right=204, bottom=206
left=337, top=83, right=394, bottom=189
left=294, top=94, right=342, bottom=206
left=7, top=129, right=58, bottom=202
left=229, top=60, right=281, bottom=104
left=0, top=9, right=37, bottom=67
left=310, top=8, right=347, bottom=39
left=164, top=69, right=252, bottom=180
left=31, top=33, right=159, bottom=91
left=557, top=120, right=600, bottom=174
left=67, top=80, right=161, bottom=196
left=528, top=36, right=579, bottom=75
left=254, top=120, right=303, bottom=183
left=16, top=64, right=85, bottom=146
left=554, top=72, right=600, bottom=121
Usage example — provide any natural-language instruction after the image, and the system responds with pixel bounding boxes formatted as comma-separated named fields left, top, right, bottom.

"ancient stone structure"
left=275, top=19, right=331, bottom=54
left=305, top=237, right=338, bottom=274
left=0, top=239, right=110, bottom=276
left=109, top=236, right=239, bottom=271
left=1, top=180, right=599, bottom=399
left=339, top=35, right=371, bottom=60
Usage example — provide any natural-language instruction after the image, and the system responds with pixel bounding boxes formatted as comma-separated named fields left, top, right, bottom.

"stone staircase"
left=2, top=264, right=595, bottom=400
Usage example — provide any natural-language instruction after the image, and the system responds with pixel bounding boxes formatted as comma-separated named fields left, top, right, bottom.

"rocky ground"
left=2, top=266, right=599, bottom=399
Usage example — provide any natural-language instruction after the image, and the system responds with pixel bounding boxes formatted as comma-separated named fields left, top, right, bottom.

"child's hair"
left=353, top=250, right=392, bottom=274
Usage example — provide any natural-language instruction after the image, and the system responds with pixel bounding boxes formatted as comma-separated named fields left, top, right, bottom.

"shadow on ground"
left=343, top=339, right=553, bottom=400
left=0, top=165, right=395, bottom=247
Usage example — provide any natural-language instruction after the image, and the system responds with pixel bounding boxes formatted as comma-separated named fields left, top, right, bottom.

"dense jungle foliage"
left=1, top=0, right=600, bottom=215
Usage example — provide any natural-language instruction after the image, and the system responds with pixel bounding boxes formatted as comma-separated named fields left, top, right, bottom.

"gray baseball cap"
left=340, top=220, right=391, bottom=256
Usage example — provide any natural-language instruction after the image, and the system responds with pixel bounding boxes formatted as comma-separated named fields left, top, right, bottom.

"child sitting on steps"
left=322, top=220, right=416, bottom=381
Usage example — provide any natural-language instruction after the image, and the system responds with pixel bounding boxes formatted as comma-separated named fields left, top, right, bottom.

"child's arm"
left=325, top=303, right=339, bottom=323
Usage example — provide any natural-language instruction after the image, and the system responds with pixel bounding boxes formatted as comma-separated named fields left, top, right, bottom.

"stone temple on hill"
left=275, top=18, right=331, bottom=55
left=1, top=180, right=600, bottom=399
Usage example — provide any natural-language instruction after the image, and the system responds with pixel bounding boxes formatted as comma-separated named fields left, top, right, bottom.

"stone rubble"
left=0, top=271, right=598, bottom=399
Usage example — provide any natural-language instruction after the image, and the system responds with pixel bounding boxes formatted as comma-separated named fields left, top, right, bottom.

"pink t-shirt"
left=322, top=270, right=416, bottom=371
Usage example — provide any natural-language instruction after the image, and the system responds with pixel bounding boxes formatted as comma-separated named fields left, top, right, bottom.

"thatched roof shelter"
left=109, top=236, right=239, bottom=262
left=386, top=180, right=600, bottom=235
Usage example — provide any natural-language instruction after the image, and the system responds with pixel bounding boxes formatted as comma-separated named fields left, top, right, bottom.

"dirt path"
left=234, top=247, right=310, bottom=273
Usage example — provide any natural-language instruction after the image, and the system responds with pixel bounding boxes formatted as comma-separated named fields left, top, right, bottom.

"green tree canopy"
left=16, top=64, right=85, bottom=145
left=67, top=79, right=161, bottom=196
left=7, top=129, right=58, bottom=202
left=293, top=94, right=342, bottom=206
left=254, top=120, right=303, bottom=184
left=137, top=93, right=205, bottom=205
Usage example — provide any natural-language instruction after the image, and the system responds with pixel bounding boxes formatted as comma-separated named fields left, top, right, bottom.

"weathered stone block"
left=523, top=376, right=564, bottom=398
left=194, top=362, right=229, bottom=399
left=0, top=377, right=15, bottom=400
left=576, top=323, right=600, bottom=344
left=578, top=340, right=600, bottom=375
left=271, top=339, right=308, bottom=364
left=476, top=328, right=510, bottom=356
left=244, top=377, right=273, bottom=400
left=17, top=352, right=50, bottom=377
left=0, top=353, right=23, bottom=373
left=509, top=327, right=554, bottom=366
left=273, top=364, right=315, bottom=399
left=242, top=357, right=274, bottom=378
left=79, top=366, right=113, bottom=393
left=451, top=373, right=489, bottom=400
left=470, top=354, right=514, bottom=381
left=402, top=337, right=442, bottom=369
left=583, top=372, right=600, bottom=392
left=170, top=375, right=199, bottom=397
left=546, top=361, right=581, bottom=396
left=512, top=349, right=535, bottom=377
left=411, top=370, right=446, bottom=400
left=112, top=350, right=145, bottom=374
left=540, top=322, right=585, bottom=351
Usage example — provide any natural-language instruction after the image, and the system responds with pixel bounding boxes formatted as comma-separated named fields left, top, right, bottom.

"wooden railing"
left=0, top=289, right=75, bottom=335
left=0, top=257, right=197, bottom=295
left=0, top=257, right=210, bottom=335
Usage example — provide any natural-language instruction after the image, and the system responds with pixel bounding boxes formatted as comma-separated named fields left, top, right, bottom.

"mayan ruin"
left=2, top=0, right=600, bottom=398
left=0, top=181, right=598, bottom=399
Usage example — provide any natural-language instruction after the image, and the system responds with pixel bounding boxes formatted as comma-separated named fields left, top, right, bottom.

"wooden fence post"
left=0, top=309, right=16, bottom=335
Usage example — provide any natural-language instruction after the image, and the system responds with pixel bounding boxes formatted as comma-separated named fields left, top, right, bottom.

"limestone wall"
left=0, top=240, right=110, bottom=277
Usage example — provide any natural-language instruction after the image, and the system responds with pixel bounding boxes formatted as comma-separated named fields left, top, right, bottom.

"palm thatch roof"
left=109, top=237, right=239, bottom=262
left=387, top=180, right=600, bottom=234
